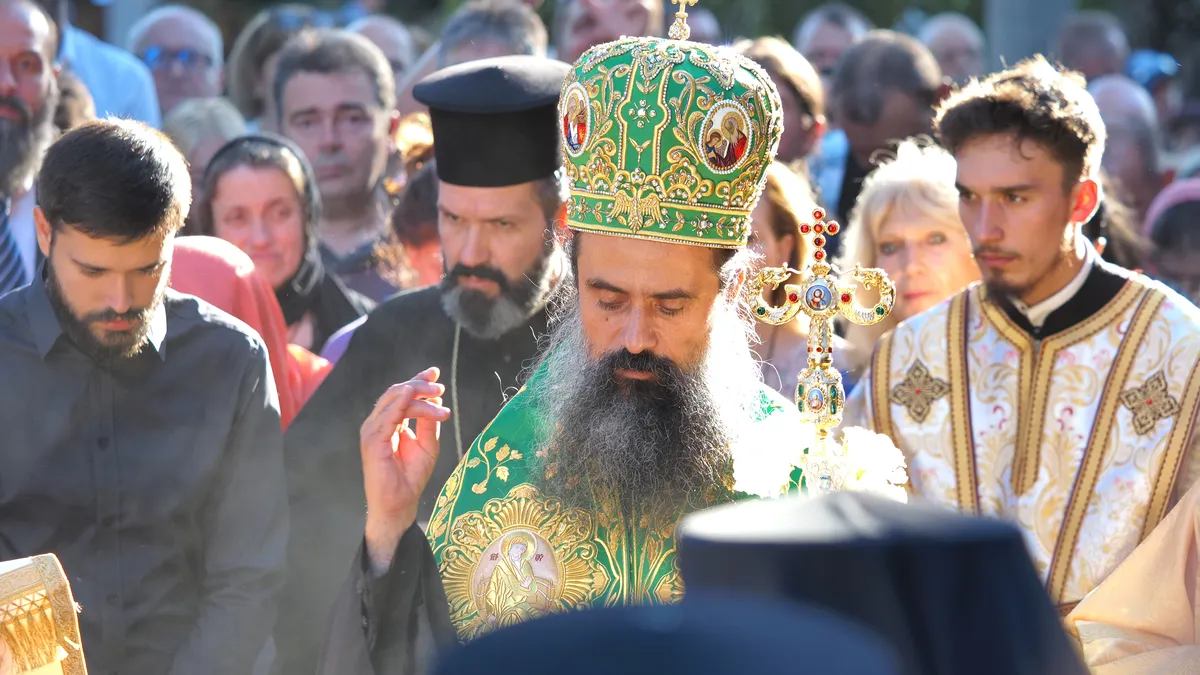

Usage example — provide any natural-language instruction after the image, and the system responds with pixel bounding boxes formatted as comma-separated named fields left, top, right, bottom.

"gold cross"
left=890, top=361, right=950, bottom=424
left=667, top=0, right=700, bottom=40
left=1120, top=371, right=1181, bottom=436
left=749, top=208, right=896, bottom=439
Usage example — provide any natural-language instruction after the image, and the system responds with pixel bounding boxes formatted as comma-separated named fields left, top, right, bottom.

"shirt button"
left=97, top=437, right=109, bottom=449
left=361, top=616, right=369, bottom=629
left=106, top=594, right=118, bottom=606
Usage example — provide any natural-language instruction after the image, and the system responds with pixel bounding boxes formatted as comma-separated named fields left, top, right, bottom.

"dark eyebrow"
left=586, top=279, right=697, bottom=301
left=586, top=278, right=626, bottom=294
left=651, top=288, right=697, bottom=301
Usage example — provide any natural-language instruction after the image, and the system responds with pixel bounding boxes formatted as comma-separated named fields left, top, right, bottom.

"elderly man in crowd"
left=126, top=4, right=224, bottom=117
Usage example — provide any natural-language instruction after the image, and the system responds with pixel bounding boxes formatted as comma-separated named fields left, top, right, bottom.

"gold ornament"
left=749, top=208, right=901, bottom=496
left=668, top=0, right=699, bottom=41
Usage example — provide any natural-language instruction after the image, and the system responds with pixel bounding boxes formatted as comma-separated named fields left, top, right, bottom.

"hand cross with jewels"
left=748, top=208, right=896, bottom=441
left=668, top=0, right=699, bottom=40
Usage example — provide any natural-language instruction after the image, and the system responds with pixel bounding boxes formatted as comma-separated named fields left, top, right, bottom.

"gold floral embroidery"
left=469, top=437, right=525, bottom=494
left=890, top=361, right=950, bottom=424
left=1120, top=371, right=1181, bottom=436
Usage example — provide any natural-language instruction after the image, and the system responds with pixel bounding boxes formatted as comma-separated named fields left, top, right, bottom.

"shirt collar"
left=1009, top=240, right=1096, bottom=329
left=27, top=263, right=169, bottom=361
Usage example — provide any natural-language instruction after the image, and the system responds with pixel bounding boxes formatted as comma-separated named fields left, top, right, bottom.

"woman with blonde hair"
left=838, top=138, right=980, bottom=373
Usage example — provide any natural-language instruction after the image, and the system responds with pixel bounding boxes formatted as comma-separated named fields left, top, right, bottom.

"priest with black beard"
left=274, top=55, right=571, bottom=675
left=312, top=26, right=804, bottom=675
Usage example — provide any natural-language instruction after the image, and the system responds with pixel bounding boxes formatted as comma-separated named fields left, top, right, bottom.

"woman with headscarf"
left=170, top=236, right=332, bottom=429
left=196, top=134, right=375, bottom=353
left=1143, top=178, right=1200, bottom=304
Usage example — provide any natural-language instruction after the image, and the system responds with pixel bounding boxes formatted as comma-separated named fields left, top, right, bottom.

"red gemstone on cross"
left=812, top=208, right=825, bottom=220
left=827, top=222, right=840, bottom=235
left=816, top=347, right=823, bottom=353
left=813, top=236, right=825, bottom=248
left=1146, top=398, right=1153, bottom=406
left=788, top=292, right=799, bottom=303
left=813, top=224, right=824, bottom=234
left=800, top=223, right=811, bottom=234
left=840, top=293, right=851, bottom=303
left=814, top=250, right=825, bottom=261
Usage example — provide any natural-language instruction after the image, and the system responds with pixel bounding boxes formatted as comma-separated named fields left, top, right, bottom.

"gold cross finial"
left=748, top=209, right=896, bottom=440
left=668, top=0, right=699, bottom=40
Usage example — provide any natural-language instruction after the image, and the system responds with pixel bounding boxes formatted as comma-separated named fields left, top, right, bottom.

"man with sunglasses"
left=127, top=5, right=224, bottom=118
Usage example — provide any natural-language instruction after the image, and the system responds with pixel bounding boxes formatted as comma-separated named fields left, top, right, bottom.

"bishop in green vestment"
left=316, top=14, right=811, bottom=674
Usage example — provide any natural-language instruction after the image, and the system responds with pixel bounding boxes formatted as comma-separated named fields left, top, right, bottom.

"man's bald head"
left=347, top=14, right=417, bottom=80
left=1089, top=74, right=1157, bottom=128
left=918, top=12, right=984, bottom=84
left=126, top=5, right=223, bottom=116
left=1089, top=75, right=1165, bottom=223
left=6, top=0, right=57, bottom=63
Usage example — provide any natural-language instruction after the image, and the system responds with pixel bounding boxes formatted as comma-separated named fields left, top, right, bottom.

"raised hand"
left=360, top=367, right=451, bottom=574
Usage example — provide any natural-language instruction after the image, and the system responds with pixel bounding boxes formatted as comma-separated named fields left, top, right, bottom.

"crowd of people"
left=1, top=0, right=1200, bottom=673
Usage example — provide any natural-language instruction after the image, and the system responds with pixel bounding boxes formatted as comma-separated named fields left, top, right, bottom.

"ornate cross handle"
left=668, top=0, right=699, bottom=40
left=747, top=208, right=896, bottom=440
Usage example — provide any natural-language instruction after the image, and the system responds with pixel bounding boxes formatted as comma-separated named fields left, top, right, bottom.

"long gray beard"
left=0, top=92, right=57, bottom=197
left=528, top=289, right=765, bottom=514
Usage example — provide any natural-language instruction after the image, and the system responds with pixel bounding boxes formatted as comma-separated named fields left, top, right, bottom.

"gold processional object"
left=748, top=208, right=898, bottom=493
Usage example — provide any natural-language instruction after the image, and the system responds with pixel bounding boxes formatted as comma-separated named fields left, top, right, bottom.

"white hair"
left=917, top=12, right=984, bottom=49
left=126, top=5, right=224, bottom=68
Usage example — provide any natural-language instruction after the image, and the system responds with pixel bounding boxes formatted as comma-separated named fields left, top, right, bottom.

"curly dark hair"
left=934, top=54, right=1106, bottom=191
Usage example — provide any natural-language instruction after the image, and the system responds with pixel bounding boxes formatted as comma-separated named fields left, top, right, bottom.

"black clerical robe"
left=275, top=286, right=547, bottom=674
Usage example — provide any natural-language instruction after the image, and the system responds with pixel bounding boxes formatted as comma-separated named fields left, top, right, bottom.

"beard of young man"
left=45, top=256, right=165, bottom=365
left=0, top=82, right=59, bottom=198
left=528, top=285, right=765, bottom=516
left=439, top=241, right=562, bottom=340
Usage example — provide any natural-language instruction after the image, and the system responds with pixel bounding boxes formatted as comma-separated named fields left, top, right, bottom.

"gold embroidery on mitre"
left=439, top=485, right=610, bottom=640
left=1120, top=371, right=1181, bottom=436
left=890, top=361, right=951, bottom=424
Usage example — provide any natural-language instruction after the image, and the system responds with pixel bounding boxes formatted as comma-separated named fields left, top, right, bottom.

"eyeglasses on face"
left=140, top=46, right=215, bottom=73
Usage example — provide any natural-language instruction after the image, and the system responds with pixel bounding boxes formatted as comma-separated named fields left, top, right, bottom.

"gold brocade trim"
left=566, top=220, right=742, bottom=249
left=977, top=290, right=1036, bottom=494
left=1046, top=289, right=1161, bottom=604
left=870, top=334, right=913, bottom=497
left=1140, top=354, right=1200, bottom=541
left=946, top=293, right=979, bottom=515
left=982, top=281, right=1143, bottom=495
left=870, top=333, right=895, bottom=440
left=0, top=555, right=86, bottom=675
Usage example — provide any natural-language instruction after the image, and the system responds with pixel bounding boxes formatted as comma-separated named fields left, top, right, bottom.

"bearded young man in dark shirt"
left=0, top=119, right=288, bottom=674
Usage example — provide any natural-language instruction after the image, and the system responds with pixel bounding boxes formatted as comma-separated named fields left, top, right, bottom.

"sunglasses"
left=140, top=46, right=215, bottom=73
left=269, top=7, right=339, bottom=31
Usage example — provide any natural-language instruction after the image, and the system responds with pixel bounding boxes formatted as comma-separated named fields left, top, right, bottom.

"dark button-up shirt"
left=0, top=272, right=289, bottom=675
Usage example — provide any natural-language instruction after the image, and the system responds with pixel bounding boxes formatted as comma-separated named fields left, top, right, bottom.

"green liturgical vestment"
left=424, top=362, right=804, bottom=640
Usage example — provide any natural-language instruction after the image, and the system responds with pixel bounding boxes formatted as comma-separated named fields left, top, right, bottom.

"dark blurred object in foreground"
left=679, top=492, right=1089, bottom=675
left=433, top=593, right=898, bottom=675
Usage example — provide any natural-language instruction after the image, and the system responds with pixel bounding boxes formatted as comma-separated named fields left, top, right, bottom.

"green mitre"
left=558, top=5, right=784, bottom=249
